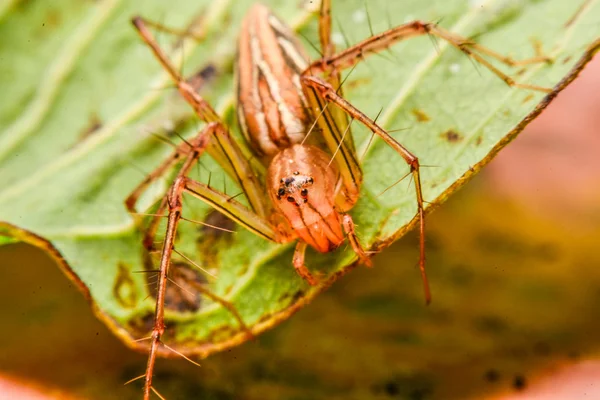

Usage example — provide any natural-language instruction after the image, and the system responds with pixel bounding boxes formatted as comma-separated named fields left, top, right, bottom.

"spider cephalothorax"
left=267, top=144, right=343, bottom=252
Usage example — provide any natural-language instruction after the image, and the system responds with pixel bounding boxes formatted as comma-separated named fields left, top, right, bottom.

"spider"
left=126, top=1, right=550, bottom=398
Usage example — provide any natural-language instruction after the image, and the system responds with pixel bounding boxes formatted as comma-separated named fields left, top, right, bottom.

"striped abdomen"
left=236, top=4, right=310, bottom=159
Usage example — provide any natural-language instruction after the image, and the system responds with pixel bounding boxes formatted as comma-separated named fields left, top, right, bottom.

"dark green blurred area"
left=2, top=176, right=599, bottom=400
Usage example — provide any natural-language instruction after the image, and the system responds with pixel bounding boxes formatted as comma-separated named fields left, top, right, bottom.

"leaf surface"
left=0, top=0, right=598, bottom=356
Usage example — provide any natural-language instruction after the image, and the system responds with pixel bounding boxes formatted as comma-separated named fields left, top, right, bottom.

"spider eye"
left=300, top=188, right=308, bottom=197
left=277, top=188, right=285, bottom=197
left=287, top=196, right=295, bottom=203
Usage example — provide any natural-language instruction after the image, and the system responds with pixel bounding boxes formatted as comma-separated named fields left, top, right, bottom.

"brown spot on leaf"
left=169, top=263, right=207, bottom=312
left=278, top=289, right=305, bottom=306
left=196, top=210, right=236, bottom=268
left=289, top=290, right=305, bottom=306
left=412, top=108, right=430, bottom=122
left=475, top=136, right=483, bottom=146
left=257, top=312, right=275, bottom=324
left=146, top=261, right=207, bottom=313
left=562, top=55, right=572, bottom=64
left=128, top=313, right=155, bottom=339
left=44, top=10, right=61, bottom=28
left=441, top=129, right=463, bottom=143
left=73, top=114, right=102, bottom=148
left=112, top=263, right=138, bottom=309
left=204, top=323, right=241, bottom=343
left=200, top=209, right=236, bottom=239
left=531, top=38, right=544, bottom=58
left=521, top=93, right=534, bottom=104
left=223, top=283, right=234, bottom=295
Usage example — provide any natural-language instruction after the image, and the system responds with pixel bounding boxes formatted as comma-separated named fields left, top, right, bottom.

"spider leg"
left=292, top=242, right=319, bottom=285
left=342, top=214, right=372, bottom=268
left=302, top=75, right=431, bottom=304
left=137, top=122, right=289, bottom=400
left=318, top=0, right=334, bottom=59
left=140, top=122, right=212, bottom=400
left=306, top=19, right=551, bottom=93
left=132, top=16, right=269, bottom=217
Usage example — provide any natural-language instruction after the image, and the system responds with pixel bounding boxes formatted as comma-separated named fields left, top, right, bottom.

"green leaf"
left=0, top=0, right=598, bottom=364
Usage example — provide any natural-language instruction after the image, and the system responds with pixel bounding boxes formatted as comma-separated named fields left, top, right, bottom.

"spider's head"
left=275, top=172, right=314, bottom=207
left=267, top=144, right=344, bottom=252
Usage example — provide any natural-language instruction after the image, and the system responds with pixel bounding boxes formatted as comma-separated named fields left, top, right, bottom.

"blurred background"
left=1, top=52, right=599, bottom=400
